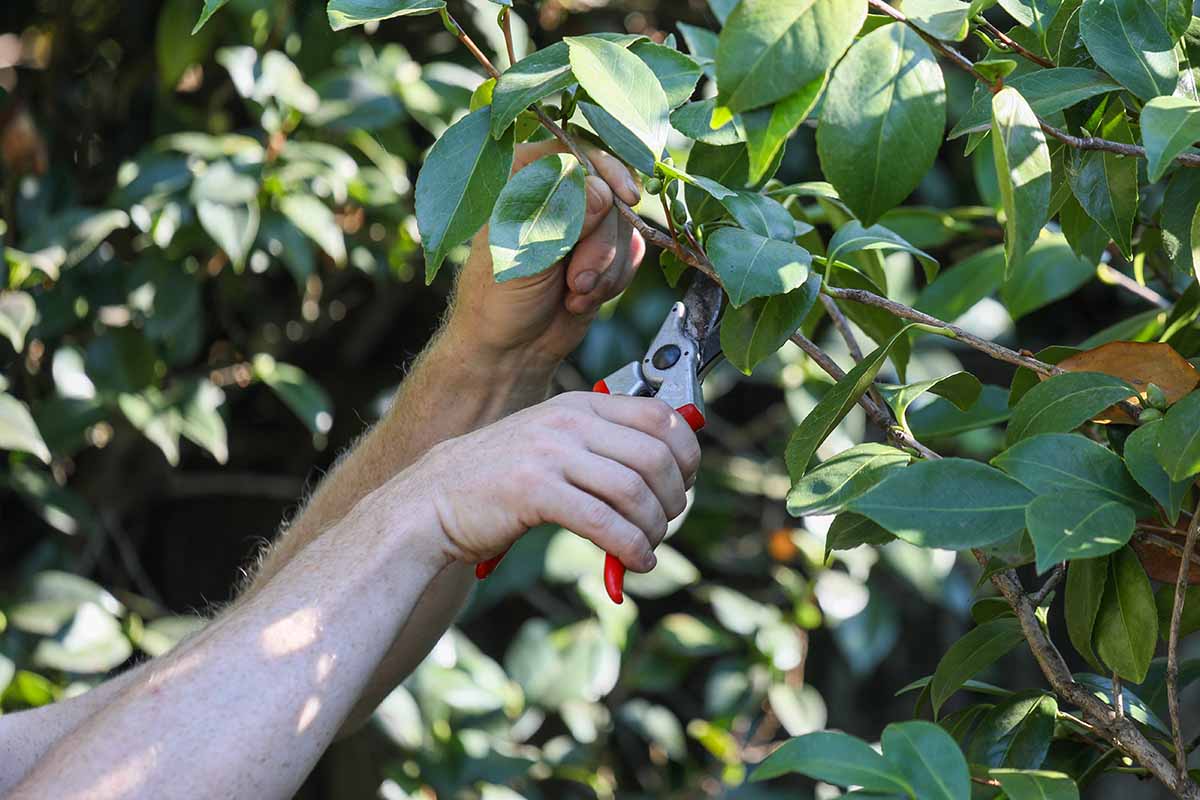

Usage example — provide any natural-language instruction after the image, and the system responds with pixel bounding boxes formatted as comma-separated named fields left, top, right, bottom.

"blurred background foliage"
left=0, top=0, right=1189, bottom=798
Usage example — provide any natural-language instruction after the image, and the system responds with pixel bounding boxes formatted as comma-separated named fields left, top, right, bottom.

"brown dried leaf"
left=1041, top=341, right=1200, bottom=423
left=1132, top=534, right=1200, bottom=585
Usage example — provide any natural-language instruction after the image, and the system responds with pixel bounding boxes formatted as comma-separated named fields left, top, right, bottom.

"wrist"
left=436, top=318, right=559, bottom=394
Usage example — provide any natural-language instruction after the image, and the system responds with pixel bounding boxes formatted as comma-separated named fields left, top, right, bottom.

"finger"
left=583, top=419, right=688, bottom=524
left=586, top=148, right=641, bottom=205
left=577, top=176, right=614, bottom=242
left=536, top=482, right=656, bottom=572
left=511, top=139, right=568, bottom=174
left=581, top=394, right=702, bottom=485
left=565, top=453, right=669, bottom=546
left=565, top=207, right=619, bottom=302
left=575, top=212, right=634, bottom=306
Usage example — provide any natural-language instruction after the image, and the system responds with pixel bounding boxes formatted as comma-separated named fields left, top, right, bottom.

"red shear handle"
left=600, top=397, right=705, bottom=604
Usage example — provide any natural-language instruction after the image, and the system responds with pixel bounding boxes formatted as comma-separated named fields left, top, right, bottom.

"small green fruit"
left=644, top=177, right=663, bottom=195
left=1139, top=407, right=1163, bottom=423
left=670, top=197, right=687, bottom=222
left=1146, top=383, right=1169, bottom=411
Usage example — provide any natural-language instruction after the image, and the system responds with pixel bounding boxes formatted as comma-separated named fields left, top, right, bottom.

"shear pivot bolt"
left=652, top=344, right=682, bottom=370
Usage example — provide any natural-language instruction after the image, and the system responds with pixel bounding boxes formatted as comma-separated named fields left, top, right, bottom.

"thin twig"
left=1031, top=563, right=1065, bottom=606
left=1112, top=673, right=1126, bottom=721
left=1167, top=512, right=1200, bottom=779
left=819, top=294, right=888, bottom=411
left=1097, top=264, right=1172, bottom=309
left=978, top=18, right=1055, bottom=68
left=1138, top=532, right=1200, bottom=570
left=499, top=8, right=517, bottom=68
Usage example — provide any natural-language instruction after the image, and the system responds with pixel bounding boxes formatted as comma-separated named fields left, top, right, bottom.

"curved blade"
left=681, top=271, right=724, bottom=375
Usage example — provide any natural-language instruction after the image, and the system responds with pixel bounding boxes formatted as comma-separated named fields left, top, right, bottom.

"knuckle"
left=648, top=440, right=675, bottom=472
left=643, top=400, right=674, bottom=429
left=665, top=491, right=687, bottom=520
left=618, top=471, right=650, bottom=507
left=582, top=498, right=614, bottom=531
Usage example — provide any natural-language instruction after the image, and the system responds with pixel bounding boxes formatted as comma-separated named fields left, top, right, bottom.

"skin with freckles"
left=0, top=142, right=665, bottom=799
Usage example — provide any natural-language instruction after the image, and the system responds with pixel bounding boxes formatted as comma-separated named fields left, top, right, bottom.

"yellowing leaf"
left=1045, top=341, right=1199, bottom=423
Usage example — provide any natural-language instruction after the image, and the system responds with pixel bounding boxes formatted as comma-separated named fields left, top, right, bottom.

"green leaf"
left=0, top=391, right=51, bottom=463
left=949, top=69, right=1121, bottom=139
left=1094, top=546, right=1158, bottom=683
left=992, top=87, right=1052, bottom=277
left=32, top=603, right=133, bottom=674
left=1141, top=96, right=1200, bottom=182
left=991, top=770, right=1079, bottom=800
left=1074, top=671, right=1172, bottom=733
left=1066, top=101, right=1138, bottom=258
left=567, top=36, right=670, bottom=168
left=718, top=192, right=796, bottom=241
left=1080, top=0, right=1179, bottom=100
left=684, top=142, right=760, bottom=225
left=915, top=245, right=1005, bottom=322
left=192, top=0, right=229, bottom=33
left=930, top=617, right=1026, bottom=714
left=1156, top=583, right=1200, bottom=639
left=903, top=0, right=973, bottom=41
left=785, top=324, right=936, bottom=479
left=416, top=106, right=515, bottom=283
left=0, top=291, right=37, bottom=353
left=706, top=228, right=812, bottom=306
left=630, top=41, right=701, bottom=109
left=677, top=22, right=719, bottom=66
left=279, top=194, right=346, bottom=267
left=999, top=0, right=1064, bottom=36
left=488, top=36, right=638, bottom=138
left=1066, top=556, right=1109, bottom=671
left=1005, top=372, right=1134, bottom=446
left=817, top=23, right=946, bottom=226
left=877, top=372, right=982, bottom=433
left=788, top=443, right=912, bottom=517
left=881, top=720, right=971, bottom=800
left=742, top=74, right=827, bottom=184
left=826, top=266, right=913, bottom=379
left=253, top=355, right=334, bottom=435
left=1161, top=169, right=1200, bottom=279
left=670, top=99, right=746, bottom=145
left=326, top=0, right=444, bottom=31
left=991, top=433, right=1154, bottom=513
left=850, top=458, right=1035, bottom=550
left=715, top=0, right=866, bottom=114
left=910, top=385, right=1012, bottom=439
left=1025, top=492, right=1136, bottom=572
left=828, top=221, right=940, bottom=283
left=751, top=730, right=913, bottom=793
left=1000, top=233, right=1098, bottom=321
left=826, top=512, right=897, bottom=552
left=488, top=154, right=586, bottom=282
left=1155, top=388, right=1200, bottom=480
left=721, top=272, right=822, bottom=374
left=1124, top=419, right=1190, bottom=523
left=969, top=691, right=1058, bottom=769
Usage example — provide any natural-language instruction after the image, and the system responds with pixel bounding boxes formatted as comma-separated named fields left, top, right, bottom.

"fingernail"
left=573, top=271, right=598, bottom=293
left=586, top=179, right=608, bottom=215
left=622, top=174, right=640, bottom=203
left=644, top=552, right=658, bottom=571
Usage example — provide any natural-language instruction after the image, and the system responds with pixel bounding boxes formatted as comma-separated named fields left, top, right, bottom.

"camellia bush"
left=270, top=0, right=1200, bottom=796
left=4, top=0, right=1200, bottom=796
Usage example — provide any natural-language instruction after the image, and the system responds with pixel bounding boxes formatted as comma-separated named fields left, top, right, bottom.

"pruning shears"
left=475, top=271, right=725, bottom=604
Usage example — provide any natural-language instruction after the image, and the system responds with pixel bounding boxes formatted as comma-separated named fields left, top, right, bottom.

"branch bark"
left=1168, top=513, right=1200, bottom=779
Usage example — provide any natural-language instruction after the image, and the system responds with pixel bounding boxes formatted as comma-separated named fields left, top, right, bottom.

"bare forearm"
left=10, top=489, right=448, bottom=800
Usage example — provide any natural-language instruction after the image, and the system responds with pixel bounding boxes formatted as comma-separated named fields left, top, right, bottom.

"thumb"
left=578, top=176, right=614, bottom=241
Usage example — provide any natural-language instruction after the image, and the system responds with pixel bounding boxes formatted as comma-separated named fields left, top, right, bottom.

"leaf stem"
left=1167, top=511, right=1200, bottom=779
left=977, top=18, right=1055, bottom=69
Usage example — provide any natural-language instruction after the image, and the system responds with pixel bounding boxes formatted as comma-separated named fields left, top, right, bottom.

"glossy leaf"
left=992, top=769, right=1080, bottom=800
left=826, top=512, right=897, bottom=552
left=0, top=291, right=37, bottom=353
left=1142, top=96, right=1200, bottom=182
left=670, top=99, right=745, bottom=145
left=878, top=372, right=982, bottom=433
left=992, top=87, right=1051, bottom=276
left=1065, top=556, right=1108, bottom=671
left=279, top=194, right=346, bottom=267
left=785, top=324, right=935, bottom=479
left=1124, top=420, right=1191, bottom=523
left=1155, top=583, right=1200, bottom=639
left=684, top=142, right=759, bottom=225
left=915, top=244, right=1005, bottom=322
left=968, top=691, right=1058, bottom=769
left=1094, top=546, right=1158, bottom=683
left=253, top=356, right=334, bottom=435
left=1056, top=341, right=1199, bottom=425
left=849, top=458, right=1035, bottom=550
left=1000, top=234, right=1097, bottom=321
left=1005, top=372, right=1134, bottom=445
left=817, top=23, right=946, bottom=226
left=903, top=0, right=973, bottom=40
left=881, top=721, right=970, bottom=800
left=828, top=221, right=940, bottom=283
left=326, top=0, right=444, bottom=31
left=1067, top=102, right=1138, bottom=258
left=1074, top=671, right=1172, bottom=733
left=751, top=730, right=913, bottom=793
left=788, top=443, right=912, bottom=518
left=999, top=0, right=1064, bottom=37
left=718, top=192, right=795, bottom=241
left=489, top=154, right=586, bottom=282
left=742, top=74, right=826, bottom=184
left=715, top=0, right=865, bottom=114
left=706, top=228, right=812, bottom=307
left=568, top=36, right=670, bottom=171
left=950, top=68, right=1121, bottom=139
left=1025, top=491, right=1136, bottom=572
left=192, top=0, right=230, bottom=33
left=721, top=272, right=822, bottom=375
left=1080, top=0, right=1179, bottom=100
left=910, top=384, right=1012, bottom=439
left=930, top=617, right=1025, bottom=714
left=629, top=41, right=701, bottom=109
left=1155, top=389, right=1200, bottom=481
left=416, top=106, right=514, bottom=283
left=991, top=433, right=1153, bottom=513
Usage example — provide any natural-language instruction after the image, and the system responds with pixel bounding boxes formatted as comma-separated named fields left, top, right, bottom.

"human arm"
left=5, top=392, right=699, bottom=800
